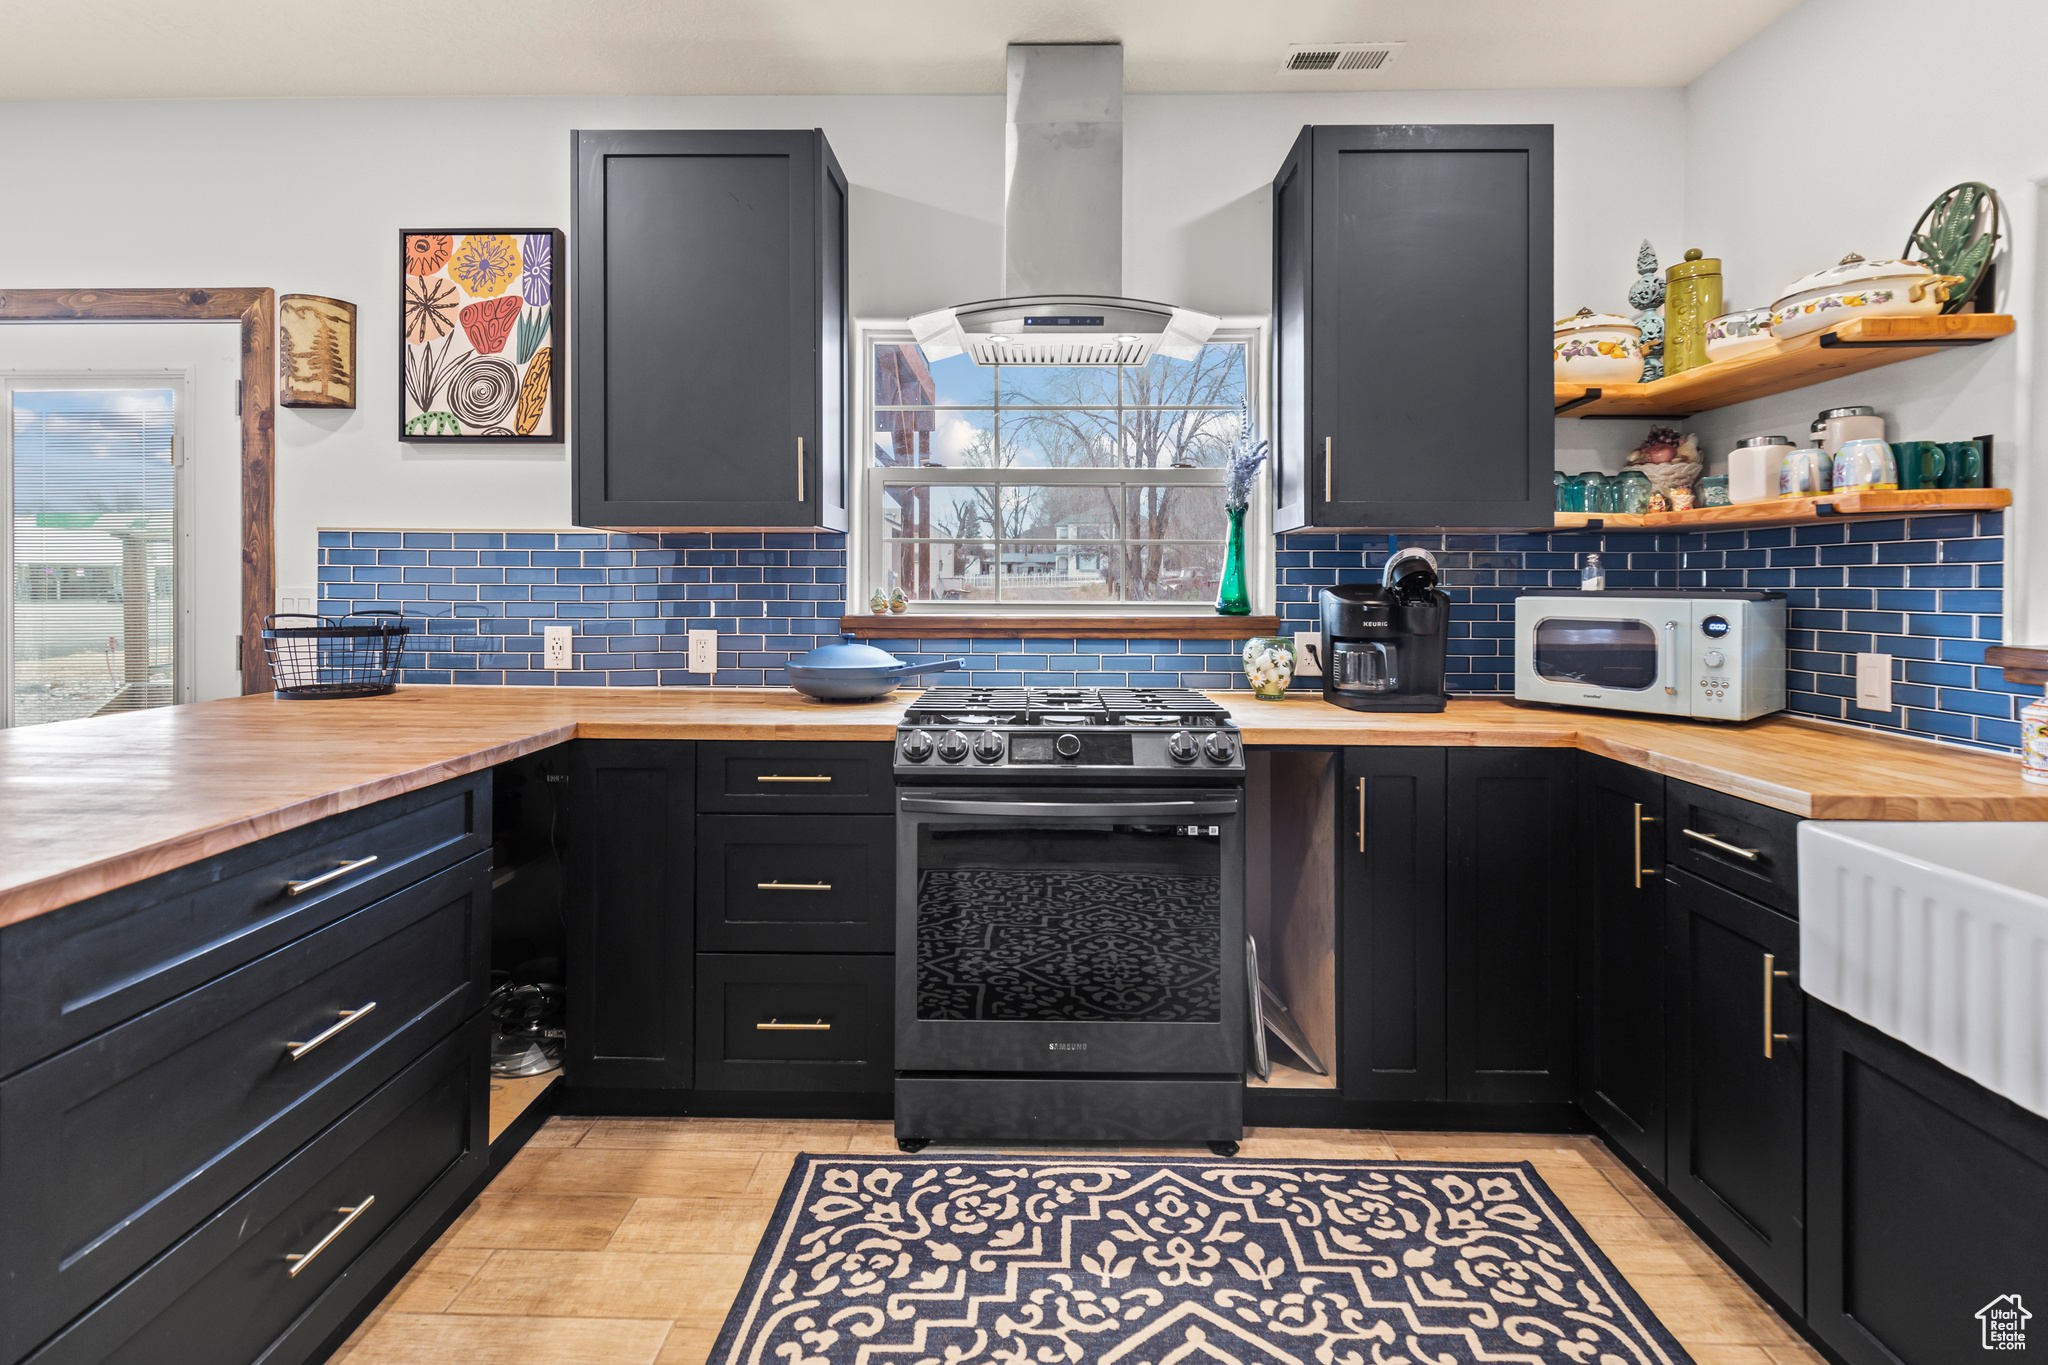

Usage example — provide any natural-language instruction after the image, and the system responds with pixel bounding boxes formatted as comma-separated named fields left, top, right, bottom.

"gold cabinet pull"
left=756, top=774, right=832, bottom=783
left=286, top=855, right=378, bottom=896
left=285, top=1196, right=374, bottom=1277
left=1324, top=437, right=1333, bottom=502
left=797, top=436, right=805, bottom=501
left=287, top=1003, right=376, bottom=1060
left=1356, top=777, right=1366, bottom=852
left=1634, top=803, right=1659, bottom=888
left=1763, top=953, right=1793, bottom=1058
left=758, top=881, right=831, bottom=891
left=1684, top=827, right=1760, bottom=861
left=757, top=1018, right=830, bottom=1031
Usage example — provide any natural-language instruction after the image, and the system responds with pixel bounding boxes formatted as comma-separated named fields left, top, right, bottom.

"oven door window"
left=1531, top=616, right=1659, bottom=690
left=915, top=821, right=1222, bottom=1023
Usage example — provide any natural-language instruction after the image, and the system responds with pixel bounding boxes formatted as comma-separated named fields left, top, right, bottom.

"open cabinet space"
left=1245, top=750, right=1338, bottom=1090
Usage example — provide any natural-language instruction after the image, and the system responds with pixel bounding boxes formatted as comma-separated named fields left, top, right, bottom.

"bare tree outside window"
left=871, top=341, right=1247, bottom=607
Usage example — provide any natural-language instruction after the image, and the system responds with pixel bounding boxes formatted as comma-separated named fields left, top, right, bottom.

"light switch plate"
left=277, top=588, right=318, bottom=617
left=1854, top=651, right=1893, bottom=710
left=542, top=626, right=573, bottom=670
left=1293, top=631, right=1325, bottom=677
left=688, top=629, right=718, bottom=675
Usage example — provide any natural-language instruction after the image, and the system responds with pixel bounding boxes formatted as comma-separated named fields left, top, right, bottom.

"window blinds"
left=8, top=388, right=177, bottom=727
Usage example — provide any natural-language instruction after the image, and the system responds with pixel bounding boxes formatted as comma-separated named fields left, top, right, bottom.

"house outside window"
left=856, top=324, right=1270, bottom=616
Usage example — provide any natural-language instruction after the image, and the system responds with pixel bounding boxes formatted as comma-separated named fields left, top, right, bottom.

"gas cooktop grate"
left=904, top=685, right=1232, bottom=727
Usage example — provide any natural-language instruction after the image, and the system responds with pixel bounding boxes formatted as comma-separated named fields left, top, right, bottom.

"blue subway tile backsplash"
left=319, top=509, right=2033, bottom=753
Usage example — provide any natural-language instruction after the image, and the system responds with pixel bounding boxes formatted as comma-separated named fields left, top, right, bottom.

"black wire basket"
left=262, top=609, right=409, bottom=700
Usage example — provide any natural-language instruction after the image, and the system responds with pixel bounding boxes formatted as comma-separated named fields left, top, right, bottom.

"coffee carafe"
left=1319, top=547, right=1450, bottom=713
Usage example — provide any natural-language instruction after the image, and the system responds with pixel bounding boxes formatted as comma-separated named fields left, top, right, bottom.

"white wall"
left=1683, top=0, right=2047, bottom=643
left=0, top=89, right=1684, bottom=599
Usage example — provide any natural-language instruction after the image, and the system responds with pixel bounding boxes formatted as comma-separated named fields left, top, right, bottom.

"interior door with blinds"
left=3, top=377, right=187, bottom=727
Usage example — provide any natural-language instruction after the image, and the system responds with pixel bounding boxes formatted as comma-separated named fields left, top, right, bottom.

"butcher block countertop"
left=0, top=685, right=2039, bottom=929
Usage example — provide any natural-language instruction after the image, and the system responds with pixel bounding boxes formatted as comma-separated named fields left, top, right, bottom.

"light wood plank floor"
left=329, top=1121, right=1823, bottom=1365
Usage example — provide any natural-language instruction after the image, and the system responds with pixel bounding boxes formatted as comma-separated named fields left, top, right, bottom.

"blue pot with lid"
left=784, top=635, right=965, bottom=701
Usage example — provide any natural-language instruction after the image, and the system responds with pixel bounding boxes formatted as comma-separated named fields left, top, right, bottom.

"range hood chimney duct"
left=909, top=42, right=1218, bottom=369
left=1003, top=43, right=1122, bottom=298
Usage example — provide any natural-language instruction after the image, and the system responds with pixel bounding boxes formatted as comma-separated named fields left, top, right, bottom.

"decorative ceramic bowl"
left=1769, top=255, right=1965, bottom=339
left=1242, top=637, right=1296, bottom=700
left=1553, top=308, right=1644, bottom=384
left=1704, top=307, right=1776, bottom=363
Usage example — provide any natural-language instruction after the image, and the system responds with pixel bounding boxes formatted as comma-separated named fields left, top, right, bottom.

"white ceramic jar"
left=1729, top=436, right=1794, bottom=504
left=1553, top=308, right=1644, bottom=384
left=2023, top=697, right=2048, bottom=785
left=1815, top=405, right=1885, bottom=455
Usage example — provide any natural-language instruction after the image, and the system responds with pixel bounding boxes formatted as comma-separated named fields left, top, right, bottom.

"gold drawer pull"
left=758, top=880, right=832, bottom=892
left=1634, top=803, right=1660, bottom=888
left=756, top=774, right=832, bottom=783
left=1763, top=953, right=1793, bottom=1059
left=285, top=1196, right=375, bottom=1277
left=1683, top=827, right=1760, bottom=861
left=286, top=855, right=379, bottom=896
left=757, top=1018, right=830, bottom=1031
left=287, top=1003, right=377, bottom=1060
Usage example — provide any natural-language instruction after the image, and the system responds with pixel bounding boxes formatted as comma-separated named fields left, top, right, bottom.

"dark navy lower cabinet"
left=1664, top=868, right=1804, bottom=1313
left=1806, top=1001, right=2048, bottom=1365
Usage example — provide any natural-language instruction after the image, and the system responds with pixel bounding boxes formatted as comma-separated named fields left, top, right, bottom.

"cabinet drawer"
left=0, top=772, right=488, bottom=1076
left=696, top=815, right=894, bottom=952
left=23, top=1018, right=486, bottom=1365
left=695, top=742, right=893, bottom=813
left=695, top=953, right=893, bottom=1092
left=0, top=854, right=488, bottom=1362
left=1666, top=778, right=1800, bottom=914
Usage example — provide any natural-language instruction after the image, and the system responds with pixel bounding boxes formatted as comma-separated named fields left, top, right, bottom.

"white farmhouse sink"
left=1800, top=821, right=2048, bottom=1118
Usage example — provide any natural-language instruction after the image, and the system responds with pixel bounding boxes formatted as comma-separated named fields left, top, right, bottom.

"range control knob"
left=1166, top=730, right=1199, bottom=764
left=1701, top=649, right=1726, bottom=669
left=1055, top=733, right=1084, bottom=759
left=899, top=730, right=934, bottom=762
left=936, top=730, right=969, bottom=763
left=1202, top=732, right=1238, bottom=764
left=973, top=730, right=1005, bottom=762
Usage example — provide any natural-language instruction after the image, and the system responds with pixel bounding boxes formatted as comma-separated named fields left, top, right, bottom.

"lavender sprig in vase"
left=1216, top=401, right=1268, bottom=616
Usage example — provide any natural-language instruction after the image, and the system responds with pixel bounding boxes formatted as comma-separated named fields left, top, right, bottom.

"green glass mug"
left=1940, top=440, right=1985, bottom=489
left=1893, top=440, right=1947, bottom=491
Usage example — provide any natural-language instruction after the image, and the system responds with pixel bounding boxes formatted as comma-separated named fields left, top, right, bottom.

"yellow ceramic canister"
left=1664, top=249, right=1723, bottom=376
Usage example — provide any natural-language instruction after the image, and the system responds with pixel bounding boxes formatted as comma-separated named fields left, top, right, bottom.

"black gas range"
left=893, top=686, right=1242, bottom=780
left=891, top=686, right=1247, bottom=1154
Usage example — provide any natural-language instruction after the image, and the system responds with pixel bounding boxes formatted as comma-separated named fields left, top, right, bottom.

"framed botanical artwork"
left=400, top=229, right=563, bottom=441
left=279, top=294, right=356, bottom=408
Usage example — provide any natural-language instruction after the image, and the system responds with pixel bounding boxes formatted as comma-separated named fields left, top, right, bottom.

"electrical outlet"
left=1854, top=651, right=1893, bottom=710
left=543, top=626, right=574, bottom=670
left=688, top=629, right=718, bottom=675
left=1293, top=631, right=1325, bottom=677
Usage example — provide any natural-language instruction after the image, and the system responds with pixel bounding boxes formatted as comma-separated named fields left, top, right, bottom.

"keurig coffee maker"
left=1320, top=547, right=1450, bottom=713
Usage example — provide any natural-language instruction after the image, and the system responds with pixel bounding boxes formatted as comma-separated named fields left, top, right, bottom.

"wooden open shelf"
left=1553, top=487, right=2009, bottom=532
left=1985, top=646, right=2048, bottom=687
left=1555, top=314, right=2015, bottom=419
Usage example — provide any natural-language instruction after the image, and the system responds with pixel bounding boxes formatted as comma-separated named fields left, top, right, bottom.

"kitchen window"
left=855, top=324, right=1269, bottom=615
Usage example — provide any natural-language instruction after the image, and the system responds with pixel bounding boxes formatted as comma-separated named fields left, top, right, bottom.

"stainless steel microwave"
left=1513, top=590, right=1786, bottom=721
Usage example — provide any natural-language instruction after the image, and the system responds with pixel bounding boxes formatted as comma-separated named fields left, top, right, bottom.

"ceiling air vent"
left=1281, top=42, right=1404, bottom=73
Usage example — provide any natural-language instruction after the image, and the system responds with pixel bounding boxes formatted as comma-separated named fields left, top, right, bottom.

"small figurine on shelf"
left=1627, top=425, right=1704, bottom=508
left=1628, top=239, right=1667, bottom=382
left=869, top=590, right=891, bottom=615
left=888, top=588, right=908, bottom=614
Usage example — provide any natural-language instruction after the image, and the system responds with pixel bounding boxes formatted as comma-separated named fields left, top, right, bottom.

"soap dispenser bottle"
left=1581, top=553, right=1606, bottom=592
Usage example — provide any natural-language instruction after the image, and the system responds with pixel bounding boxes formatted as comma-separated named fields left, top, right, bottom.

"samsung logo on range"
left=1049, top=1043, right=1087, bottom=1051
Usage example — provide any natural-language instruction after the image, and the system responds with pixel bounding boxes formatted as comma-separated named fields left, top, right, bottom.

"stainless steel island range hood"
left=909, top=43, right=1219, bottom=368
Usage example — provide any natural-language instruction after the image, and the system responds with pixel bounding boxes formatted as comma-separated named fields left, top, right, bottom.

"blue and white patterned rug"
left=709, top=1154, right=1694, bottom=1365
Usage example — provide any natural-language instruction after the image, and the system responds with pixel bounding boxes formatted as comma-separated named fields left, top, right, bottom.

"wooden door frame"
left=0, top=288, right=276, bottom=693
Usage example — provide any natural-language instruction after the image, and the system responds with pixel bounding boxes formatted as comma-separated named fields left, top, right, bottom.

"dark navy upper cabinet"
left=573, top=129, right=849, bottom=531
left=1271, top=125, right=1553, bottom=530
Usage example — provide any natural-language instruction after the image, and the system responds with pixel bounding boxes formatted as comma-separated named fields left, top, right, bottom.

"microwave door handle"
left=1662, top=620, right=1679, bottom=696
